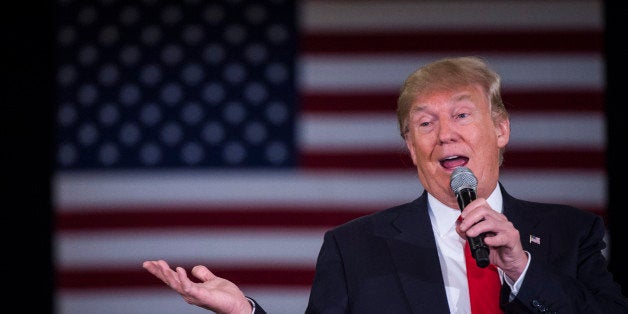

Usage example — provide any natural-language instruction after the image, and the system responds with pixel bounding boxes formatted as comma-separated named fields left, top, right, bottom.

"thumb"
left=455, top=215, right=466, bottom=239
left=191, top=265, right=217, bottom=282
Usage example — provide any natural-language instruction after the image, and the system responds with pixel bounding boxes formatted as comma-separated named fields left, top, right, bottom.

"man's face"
left=403, top=84, right=510, bottom=208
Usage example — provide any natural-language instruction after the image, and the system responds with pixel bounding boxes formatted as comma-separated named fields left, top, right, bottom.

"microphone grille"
left=450, top=166, right=478, bottom=193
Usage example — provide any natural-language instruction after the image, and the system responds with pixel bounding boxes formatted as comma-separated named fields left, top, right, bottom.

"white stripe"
left=57, top=288, right=309, bottom=314
left=56, top=229, right=324, bottom=269
left=509, top=112, right=605, bottom=149
left=302, top=0, right=602, bottom=31
left=298, top=113, right=404, bottom=151
left=299, top=113, right=605, bottom=151
left=53, top=170, right=421, bottom=209
left=55, top=170, right=604, bottom=210
left=500, top=170, right=605, bottom=207
left=299, top=54, right=604, bottom=92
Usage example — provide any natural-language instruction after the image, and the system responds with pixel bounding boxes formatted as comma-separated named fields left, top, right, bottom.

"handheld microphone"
left=450, top=166, right=490, bottom=268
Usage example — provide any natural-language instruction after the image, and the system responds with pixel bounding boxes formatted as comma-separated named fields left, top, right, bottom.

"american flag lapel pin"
left=529, top=234, right=541, bottom=245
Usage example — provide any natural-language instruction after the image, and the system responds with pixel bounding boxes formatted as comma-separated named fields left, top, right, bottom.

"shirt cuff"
left=246, top=297, right=256, bottom=314
left=498, top=250, right=531, bottom=301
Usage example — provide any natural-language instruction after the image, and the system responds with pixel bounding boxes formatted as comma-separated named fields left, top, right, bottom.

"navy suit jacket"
left=300, top=184, right=628, bottom=314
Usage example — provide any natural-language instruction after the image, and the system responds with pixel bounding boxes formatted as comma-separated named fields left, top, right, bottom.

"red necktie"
left=464, top=242, right=502, bottom=313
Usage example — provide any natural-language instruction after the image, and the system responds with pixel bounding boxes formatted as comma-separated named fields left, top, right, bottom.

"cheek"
left=474, top=129, right=501, bottom=157
left=405, top=136, right=422, bottom=165
left=407, top=135, right=435, bottom=160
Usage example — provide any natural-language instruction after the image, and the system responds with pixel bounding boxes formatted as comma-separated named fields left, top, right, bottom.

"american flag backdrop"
left=53, top=1, right=606, bottom=313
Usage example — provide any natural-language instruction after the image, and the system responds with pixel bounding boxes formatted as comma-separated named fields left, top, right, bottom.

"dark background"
left=3, top=1, right=626, bottom=313
left=605, top=0, right=627, bottom=298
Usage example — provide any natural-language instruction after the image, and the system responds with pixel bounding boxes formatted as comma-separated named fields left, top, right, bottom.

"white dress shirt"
left=427, top=185, right=529, bottom=313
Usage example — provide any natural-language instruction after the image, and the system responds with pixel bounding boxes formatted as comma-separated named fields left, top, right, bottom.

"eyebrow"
left=451, top=93, right=474, bottom=102
left=409, top=93, right=474, bottom=115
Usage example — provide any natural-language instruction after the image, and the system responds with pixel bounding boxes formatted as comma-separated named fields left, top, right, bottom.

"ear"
left=495, top=117, right=510, bottom=148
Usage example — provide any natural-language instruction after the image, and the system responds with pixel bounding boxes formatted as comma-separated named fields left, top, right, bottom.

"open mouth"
left=440, top=156, right=469, bottom=170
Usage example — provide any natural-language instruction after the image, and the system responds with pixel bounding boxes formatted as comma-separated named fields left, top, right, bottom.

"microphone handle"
left=457, top=188, right=490, bottom=268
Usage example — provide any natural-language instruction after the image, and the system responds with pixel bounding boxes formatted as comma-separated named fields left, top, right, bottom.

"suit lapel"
left=383, top=193, right=451, bottom=313
left=500, top=184, right=549, bottom=256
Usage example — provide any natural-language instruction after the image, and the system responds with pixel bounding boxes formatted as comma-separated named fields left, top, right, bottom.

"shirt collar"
left=427, top=184, right=503, bottom=237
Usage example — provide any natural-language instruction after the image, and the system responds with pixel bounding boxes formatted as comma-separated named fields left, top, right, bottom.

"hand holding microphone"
left=450, top=166, right=490, bottom=268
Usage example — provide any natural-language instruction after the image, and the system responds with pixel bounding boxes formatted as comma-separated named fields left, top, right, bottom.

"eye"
left=455, top=112, right=469, bottom=119
left=408, top=111, right=435, bottom=133
left=453, top=111, right=474, bottom=126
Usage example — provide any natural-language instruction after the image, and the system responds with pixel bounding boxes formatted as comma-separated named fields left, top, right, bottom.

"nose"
left=437, top=119, right=458, bottom=144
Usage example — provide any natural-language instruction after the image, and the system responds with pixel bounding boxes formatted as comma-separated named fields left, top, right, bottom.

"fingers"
left=458, top=199, right=503, bottom=235
left=143, top=260, right=185, bottom=291
left=142, top=260, right=214, bottom=293
left=457, top=200, right=514, bottom=244
left=456, top=200, right=523, bottom=252
left=142, top=260, right=170, bottom=278
left=191, top=265, right=218, bottom=282
left=175, top=266, right=195, bottom=292
left=455, top=203, right=527, bottom=276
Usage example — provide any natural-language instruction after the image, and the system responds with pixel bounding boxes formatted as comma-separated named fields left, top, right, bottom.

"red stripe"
left=301, top=90, right=603, bottom=113
left=57, top=267, right=315, bottom=289
left=302, top=30, right=602, bottom=54
left=56, top=208, right=373, bottom=231
left=300, top=149, right=604, bottom=170
left=301, top=150, right=413, bottom=170
left=55, top=206, right=605, bottom=231
left=502, top=90, right=604, bottom=113
left=502, top=150, right=605, bottom=170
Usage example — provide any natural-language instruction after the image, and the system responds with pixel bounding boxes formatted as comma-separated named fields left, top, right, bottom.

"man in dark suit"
left=143, top=56, right=628, bottom=313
